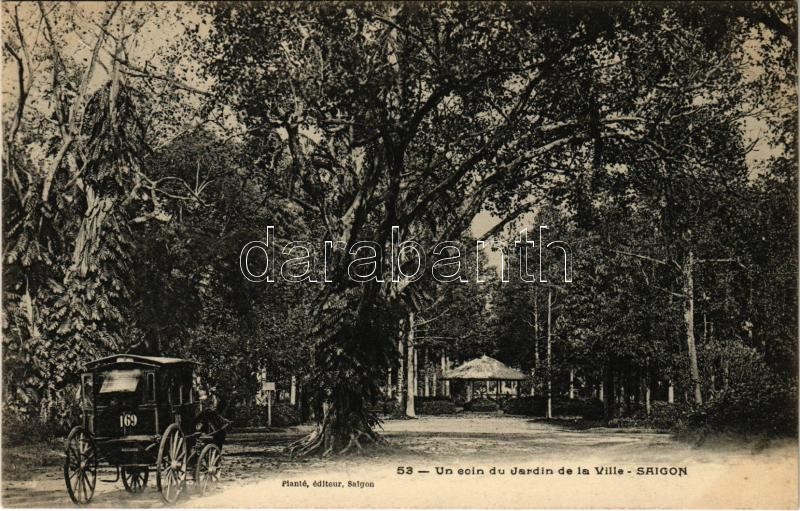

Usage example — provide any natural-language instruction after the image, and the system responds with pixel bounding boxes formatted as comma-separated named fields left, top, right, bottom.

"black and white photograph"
left=1, top=1, right=798, bottom=508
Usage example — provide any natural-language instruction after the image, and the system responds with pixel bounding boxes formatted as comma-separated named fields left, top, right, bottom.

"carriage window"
left=145, top=372, right=156, bottom=402
left=99, top=369, right=141, bottom=394
left=179, top=385, right=185, bottom=405
left=81, top=373, right=94, bottom=406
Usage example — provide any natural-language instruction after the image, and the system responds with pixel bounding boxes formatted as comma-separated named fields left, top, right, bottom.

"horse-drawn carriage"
left=64, top=354, right=230, bottom=504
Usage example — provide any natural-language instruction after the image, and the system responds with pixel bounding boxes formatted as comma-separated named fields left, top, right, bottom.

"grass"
left=2, top=439, right=65, bottom=481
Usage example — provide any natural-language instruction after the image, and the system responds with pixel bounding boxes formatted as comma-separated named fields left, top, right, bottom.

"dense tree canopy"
left=2, top=1, right=796, bottom=446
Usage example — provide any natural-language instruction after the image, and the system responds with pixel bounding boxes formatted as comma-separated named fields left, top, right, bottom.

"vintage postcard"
left=2, top=1, right=798, bottom=508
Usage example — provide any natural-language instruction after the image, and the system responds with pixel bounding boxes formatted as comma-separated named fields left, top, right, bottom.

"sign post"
left=264, top=382, right=276, bottom=427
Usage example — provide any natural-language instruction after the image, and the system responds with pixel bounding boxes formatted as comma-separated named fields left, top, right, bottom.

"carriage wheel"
left=195, top=444, right=222, bottom=495
left=63, top=426, right=97, bottom=505
left=156, top=424, right=187, bottom=504
left=121, top=466, right=148, bottom=493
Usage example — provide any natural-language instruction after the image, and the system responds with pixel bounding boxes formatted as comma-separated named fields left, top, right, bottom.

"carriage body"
left=81, top=355, right=200, bottom=466
left=65, top=354, right=228, bottom=504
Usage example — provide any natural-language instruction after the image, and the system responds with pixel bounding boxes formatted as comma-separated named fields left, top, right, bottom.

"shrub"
left=230, top=403, right=258, bottom=426
left=503, top=396, right=546, bottom=416
left=690, top=341, right=798, bottom=436
left=414, top=396, right=452, bottom=403
left=372, top=399, right=401, bottom=416
left=687, top=381, right=797, bottom=436
left=384, top=399, right=402, bottom=416
left=648, top=402, right=686, bottom=430
left=464, top=398, right=499, bottom=412
left=3, top=407, right=51, bottom=445
left=581, top=398, right=605, bottom=420
left=271, top=403, right=302, bottom=427
left=416, top=399, right=457, bottom=415
left=231, top=401, right=301, bottom=427
left=373, top=396, right=456, bottom=416
left=554, top=398, right=604, bottom=419
left=503, top=397, right=604, bottom=420
left=607, top=404, right=660, bottom=429
left=367, top=400, right=385, bottom=416
left=607, top=416, right=648, bottom=428
left=2, top=385, right=82, bottom=445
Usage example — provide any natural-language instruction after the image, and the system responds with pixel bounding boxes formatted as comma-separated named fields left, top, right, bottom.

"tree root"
left=339, top=433, right=361, bottom=455
left=287, top=426, right=385, bottom=458
left=287, top=429, right=324, bottom=457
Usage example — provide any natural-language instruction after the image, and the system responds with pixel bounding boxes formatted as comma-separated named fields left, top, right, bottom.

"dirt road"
left=2, top=416, right=796, bottom=508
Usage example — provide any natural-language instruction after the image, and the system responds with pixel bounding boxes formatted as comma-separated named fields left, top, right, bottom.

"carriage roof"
left=84, top=354, right=197, bottom=371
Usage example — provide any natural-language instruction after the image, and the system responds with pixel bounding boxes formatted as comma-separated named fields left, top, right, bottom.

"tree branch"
left=610, top=248, right=681, bottom=272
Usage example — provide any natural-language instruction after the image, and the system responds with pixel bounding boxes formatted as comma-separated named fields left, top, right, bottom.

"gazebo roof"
left=443, top=355, right=526, bottom=381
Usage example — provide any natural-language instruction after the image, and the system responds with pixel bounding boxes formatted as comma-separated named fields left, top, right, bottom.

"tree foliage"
left=2, top=1, right=796, bottom=444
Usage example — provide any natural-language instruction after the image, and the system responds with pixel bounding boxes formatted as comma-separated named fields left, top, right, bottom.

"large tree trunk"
left=603, top=362, right=616, bottom=420
left=532, top=290, right=539, bottom=397
left=439, top=352, right=446, bottom=396
left=432, top=351, right=438, bottom=397
left=423, top=348, right=430, bottom=396
left=546, top=288, right=553, bottom=419
left=683, top=251, right=703, bottom=405
left=534, top=290, right=540, bottom=366
left=287, top=296, right=392, bottom=457
left=288, top=394, right=383, bottom=457
left=397, top=330, right=405, bottom=406
left=623, top=365, right=632, bottom=415
left=569, top=368, right=575, bottom=400
left=406, top=312, right=416, bottom=417
left=442, top=350, right=450, bottom=397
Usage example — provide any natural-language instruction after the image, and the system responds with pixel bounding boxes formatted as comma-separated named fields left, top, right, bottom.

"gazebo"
left=443, top=355, right=526, bottom=401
